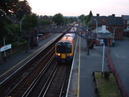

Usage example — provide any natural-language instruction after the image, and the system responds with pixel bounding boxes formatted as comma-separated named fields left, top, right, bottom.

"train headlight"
left=69, top=53, right=73, bottom=56
left=57, top=53, right=61, bottom=56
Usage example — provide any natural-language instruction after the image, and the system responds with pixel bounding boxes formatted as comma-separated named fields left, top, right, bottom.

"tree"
left=0, top=0, right=31, bottom=17
left=0, top=10, right=12, bottom=46
left=64, top=17, right=78, bottom=25
left=79, top=14, right=85, bottom=23
left=85, top=11, right=93, bottom=26
left=0, top=0, right=19, bottom=15
left=39, top=16, right=52, bottom=26
left=16, top=0, right=31, bottom=20
left=0, top=0, right=31, bottom=45
left=22, top=14, right=38, bottom=48
left=22, top=14, right=38, bottom=31
left=53, top=13, right=64, bottom=25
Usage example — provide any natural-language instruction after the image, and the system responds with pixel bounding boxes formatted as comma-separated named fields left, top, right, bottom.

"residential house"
left=90, top=14, right=125, bottom=40
left=122, top=15, right=129, bottom=37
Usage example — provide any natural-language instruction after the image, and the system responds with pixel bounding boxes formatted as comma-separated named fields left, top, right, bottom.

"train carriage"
left=55, top=33, right=75, bottom=63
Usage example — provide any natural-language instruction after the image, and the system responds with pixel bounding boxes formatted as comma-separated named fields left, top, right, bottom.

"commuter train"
left=55, top=33, right=75, bottom=63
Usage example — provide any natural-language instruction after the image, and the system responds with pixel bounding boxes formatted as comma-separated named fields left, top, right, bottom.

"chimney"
left=112, top=14, right=115, bottom=17
left=96, top=14, right=100, bottom=17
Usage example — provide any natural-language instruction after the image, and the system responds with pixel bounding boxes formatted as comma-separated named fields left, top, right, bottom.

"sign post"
left=0, top=44, right=12, bottom=53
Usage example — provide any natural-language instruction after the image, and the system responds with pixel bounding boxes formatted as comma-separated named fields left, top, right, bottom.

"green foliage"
left=0, top=0, right=32, bottom=50
left=53, top=13, right=64, bottom=25
left=79, top=14, right=85, bottom=23
left=22, top=14, right=38, bottom=31
left=85, top=11, right=93, bottom=26
left=79, top=11, right=93, bottom=26
left=12, top=39, right=27, bottom=48
left=64, top=17, right=77, bottom=25
left=0, top=0, right=31, bottom=17
left=0, top=12, right=12, bottom=39
left=95, top=72, right=121, bottom=97
left=16, top=0, right=31, bottom=20
left=0, top=0, right=19, bottom=15
left=40, top=19, right=51, bottom=26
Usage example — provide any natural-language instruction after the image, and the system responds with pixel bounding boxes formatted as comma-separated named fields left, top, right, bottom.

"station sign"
left=0, top=44, right=12, bottom=52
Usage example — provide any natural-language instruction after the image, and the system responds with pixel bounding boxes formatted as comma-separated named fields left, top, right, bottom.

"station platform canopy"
left=92, top=25, right=113, bottom=39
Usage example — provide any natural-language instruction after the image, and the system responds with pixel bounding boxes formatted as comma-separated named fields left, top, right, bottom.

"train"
left=55, top=33, right=75, bottom=63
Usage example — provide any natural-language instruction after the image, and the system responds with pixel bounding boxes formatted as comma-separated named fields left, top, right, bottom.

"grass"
left=95, top=72, right=122, bottom=97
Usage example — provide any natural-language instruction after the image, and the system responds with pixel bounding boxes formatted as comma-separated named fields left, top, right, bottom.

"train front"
left=55, top=35, right=74, bottom=64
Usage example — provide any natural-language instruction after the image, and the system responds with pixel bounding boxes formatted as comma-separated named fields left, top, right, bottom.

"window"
left=56, top=42, right=72, bottom=53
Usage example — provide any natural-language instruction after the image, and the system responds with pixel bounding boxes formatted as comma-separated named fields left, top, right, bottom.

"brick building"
left=122, top=15, right=129, bottom=37
left=92, top=25, right=113, bottom=46
left=90, top=14, right=125, bottom=40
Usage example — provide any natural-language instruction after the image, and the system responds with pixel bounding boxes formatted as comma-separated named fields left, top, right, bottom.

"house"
left=90, top=14, right=125, bottom=40
left=122, top=15, right=129, bottom=37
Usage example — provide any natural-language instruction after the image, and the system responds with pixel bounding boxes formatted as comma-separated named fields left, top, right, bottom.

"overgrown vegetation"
left=95, top=72, right=121, bottom=97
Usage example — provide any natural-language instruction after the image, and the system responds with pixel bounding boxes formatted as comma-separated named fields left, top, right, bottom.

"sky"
left=27, top=0, right=129, bottom=16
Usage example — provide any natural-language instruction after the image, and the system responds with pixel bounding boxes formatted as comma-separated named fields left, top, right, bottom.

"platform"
left=66, top=35, right=109, bottom=97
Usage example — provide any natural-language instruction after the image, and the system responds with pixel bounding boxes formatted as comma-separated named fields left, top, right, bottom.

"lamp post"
left=94, top=19, right=98, bottom=34
left=113, top=27, right=116, bottom=40
left=102, top=40, right=105, bottom=73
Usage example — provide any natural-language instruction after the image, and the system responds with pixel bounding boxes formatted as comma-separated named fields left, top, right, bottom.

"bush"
left=12, top=40, right=27, bottom=48
left=104, top=72, right=110, bottom=80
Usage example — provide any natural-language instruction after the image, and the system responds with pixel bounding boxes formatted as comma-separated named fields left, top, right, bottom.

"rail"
left=0, top=34, right=63, bottom=85
left=0, top=34, right=64, bottom=97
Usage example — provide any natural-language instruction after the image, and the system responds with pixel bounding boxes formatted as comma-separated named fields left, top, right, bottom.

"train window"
left=56, top=44, right=65, bottom=53
left=56, top=43, right=72, bottom=53
left=66, top=44, right=72, bottom=53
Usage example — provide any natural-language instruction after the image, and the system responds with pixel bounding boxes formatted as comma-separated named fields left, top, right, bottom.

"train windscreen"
left=56, top=42, right=72, bottom=53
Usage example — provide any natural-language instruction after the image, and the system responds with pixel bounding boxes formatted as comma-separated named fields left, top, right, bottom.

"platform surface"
left=66, top=35, right=109, bottom=97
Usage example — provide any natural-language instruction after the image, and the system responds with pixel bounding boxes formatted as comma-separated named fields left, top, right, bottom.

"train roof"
left=58, top=34, right=75, bottom=44
left=64, top=33, right=75, bottom=38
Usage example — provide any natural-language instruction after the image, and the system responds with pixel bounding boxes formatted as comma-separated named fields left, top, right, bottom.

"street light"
left=94, top=19, right=98, bottom=34
left=113, top=27, right=116, bottom=40
left=102, top=40, right=105, bottom=73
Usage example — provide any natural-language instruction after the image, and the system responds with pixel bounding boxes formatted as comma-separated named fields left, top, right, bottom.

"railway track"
left=42, top=64, right=71, bottom=97
left=0, top=33, right=72, bottom=97
left=0, top=35, right=64, bottom=97
left=23, top=64, right=71, bottom=97
left=1, top=46, right=55, bottom=97
left=22, top=60, right=58, bottom=97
